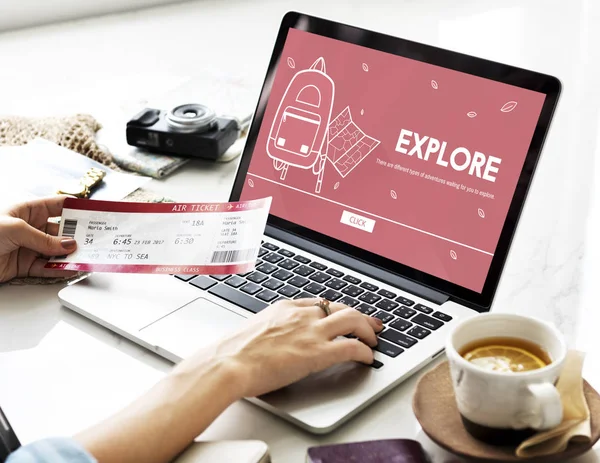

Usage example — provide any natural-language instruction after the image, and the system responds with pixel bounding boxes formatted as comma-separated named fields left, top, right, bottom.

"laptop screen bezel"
left=229, top=11, right=561, bottom=310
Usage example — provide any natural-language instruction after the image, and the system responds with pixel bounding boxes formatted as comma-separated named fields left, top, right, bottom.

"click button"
left=340, top=210, right=376, bottom=233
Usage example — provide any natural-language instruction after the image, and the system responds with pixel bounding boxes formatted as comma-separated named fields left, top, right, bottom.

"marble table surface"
left=0, top=0, right=599, bottom=461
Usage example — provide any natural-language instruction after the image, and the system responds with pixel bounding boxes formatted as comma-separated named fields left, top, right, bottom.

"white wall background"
left=0, top=0, right=190, bottom=31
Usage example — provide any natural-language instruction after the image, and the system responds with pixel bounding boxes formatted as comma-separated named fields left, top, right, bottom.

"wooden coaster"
left=412, top=361, right=600, bottom=462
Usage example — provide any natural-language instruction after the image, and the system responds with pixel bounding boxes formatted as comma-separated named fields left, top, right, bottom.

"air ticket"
left=46, top=197, right=272, bottom=275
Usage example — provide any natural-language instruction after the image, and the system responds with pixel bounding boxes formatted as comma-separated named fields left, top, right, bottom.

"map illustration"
left=327, top=106, right=380, bottom=178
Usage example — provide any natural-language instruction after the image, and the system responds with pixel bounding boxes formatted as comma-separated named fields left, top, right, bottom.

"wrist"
left=170, top=349, right=247, bottom=403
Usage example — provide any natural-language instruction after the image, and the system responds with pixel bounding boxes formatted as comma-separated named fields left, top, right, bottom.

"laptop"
left=59, top=12, right=560, bottom=434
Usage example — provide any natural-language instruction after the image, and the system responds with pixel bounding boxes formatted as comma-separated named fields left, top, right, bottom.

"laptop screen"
left=240, top=27, right=547, bottom=294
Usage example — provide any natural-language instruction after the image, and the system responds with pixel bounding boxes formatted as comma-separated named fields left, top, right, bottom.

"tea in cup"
left=445, top=313, right=566, bottom=445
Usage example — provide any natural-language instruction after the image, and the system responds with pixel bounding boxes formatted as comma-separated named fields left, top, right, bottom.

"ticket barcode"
left=210, top=248, right=256, bottom=264
left=61, top=219, right=78, bottom=239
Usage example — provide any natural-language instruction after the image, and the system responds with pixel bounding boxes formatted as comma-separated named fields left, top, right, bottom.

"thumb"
left=10, top=219, right=77, bottom=256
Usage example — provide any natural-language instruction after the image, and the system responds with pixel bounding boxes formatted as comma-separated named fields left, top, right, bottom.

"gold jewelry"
left=315, top=298, right=331, bottom=317
left=57, top=167, right=106, bottom=198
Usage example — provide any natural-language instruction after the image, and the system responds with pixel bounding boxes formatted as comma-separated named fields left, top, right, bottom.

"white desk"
left=1, top=0, right=600, bottom=461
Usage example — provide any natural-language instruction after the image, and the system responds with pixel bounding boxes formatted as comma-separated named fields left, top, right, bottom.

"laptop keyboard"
left=174, top=240, right=453, bottom=369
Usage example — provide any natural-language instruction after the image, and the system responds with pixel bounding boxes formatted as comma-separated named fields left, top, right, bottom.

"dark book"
left=307, top=439, right=430, bottom=463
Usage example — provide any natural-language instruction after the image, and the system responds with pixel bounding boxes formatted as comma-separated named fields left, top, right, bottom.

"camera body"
left=126, top=104, right=239, bottom=161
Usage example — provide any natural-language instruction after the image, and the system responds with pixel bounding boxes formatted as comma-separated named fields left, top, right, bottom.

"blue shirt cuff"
left=7, top=437, right=96, bottom=463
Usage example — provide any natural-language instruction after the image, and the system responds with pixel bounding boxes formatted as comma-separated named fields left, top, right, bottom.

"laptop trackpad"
left=140, top=297, right=246, bottom=360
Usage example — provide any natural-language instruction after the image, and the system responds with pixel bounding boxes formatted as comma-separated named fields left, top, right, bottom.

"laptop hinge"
left=265, top=225, right=449, bottom=306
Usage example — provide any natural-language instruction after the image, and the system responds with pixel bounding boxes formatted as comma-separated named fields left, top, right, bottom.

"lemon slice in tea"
left=463, top=345, right=546, bottom=373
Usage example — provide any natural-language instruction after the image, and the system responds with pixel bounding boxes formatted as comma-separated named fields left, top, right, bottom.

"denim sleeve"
left=6, top=438, right=96, bottom=463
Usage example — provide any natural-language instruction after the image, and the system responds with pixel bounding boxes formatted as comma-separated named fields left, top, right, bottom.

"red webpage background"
left=241, top=28, right=546, bottom=292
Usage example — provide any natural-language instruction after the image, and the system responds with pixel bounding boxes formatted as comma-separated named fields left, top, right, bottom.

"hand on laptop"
left=74, top=298, right=383, bottom=463
left=176, top=297, right=384, bottom=398
left=0, top=196, right=78, bottom=282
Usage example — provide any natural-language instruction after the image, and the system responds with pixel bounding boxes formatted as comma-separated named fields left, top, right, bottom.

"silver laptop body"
left=59, top=12, right=560, bottom=433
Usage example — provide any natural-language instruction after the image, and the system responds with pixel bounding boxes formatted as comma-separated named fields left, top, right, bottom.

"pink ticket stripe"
left=45, top=262, right=255, bottom=275
left=63, top=197, right=271, bottom=214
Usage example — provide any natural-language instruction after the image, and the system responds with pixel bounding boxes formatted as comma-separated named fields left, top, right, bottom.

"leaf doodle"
left=390, top=189, right=398, bottom=200
left=334, top=182, right=340, bottom=190
left=287, top=57, right=295, bottom=69
left=431, top=80, right=439, bottom=90
left=362, top=63, right=369, bottom=72
left=450, top=250, right=458, bottom=260
left=478, top=208, right=485, bottom=218
left=467, top=111, right=477, bottom=118
left=501, top=101, right=518, bottom=113
left=248, top=178, right=254, bottom=188
left=360, top=109, right=364, bottom=116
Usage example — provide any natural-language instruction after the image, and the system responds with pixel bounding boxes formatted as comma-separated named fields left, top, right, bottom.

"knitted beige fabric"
left=0, top=114, right=118, bottom=169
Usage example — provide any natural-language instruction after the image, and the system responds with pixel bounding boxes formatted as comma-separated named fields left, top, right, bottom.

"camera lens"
left=166, top=104, right=217, bottom=133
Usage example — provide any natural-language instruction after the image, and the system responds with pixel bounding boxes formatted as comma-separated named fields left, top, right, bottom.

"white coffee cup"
left=445, top=313, right=567, bottom=445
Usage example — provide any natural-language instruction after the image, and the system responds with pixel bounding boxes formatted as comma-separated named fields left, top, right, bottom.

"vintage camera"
left=126, top=104, right=239, bottom=160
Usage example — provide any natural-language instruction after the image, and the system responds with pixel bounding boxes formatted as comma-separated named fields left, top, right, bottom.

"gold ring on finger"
left=315, top=298, right=331, bottom=317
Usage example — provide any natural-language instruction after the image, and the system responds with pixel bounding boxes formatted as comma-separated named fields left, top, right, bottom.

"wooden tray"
left=412, top=361, right=600, bottom=462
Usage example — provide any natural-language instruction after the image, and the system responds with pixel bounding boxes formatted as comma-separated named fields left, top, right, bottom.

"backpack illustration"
left=267, top=57, right=335, bottom=194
